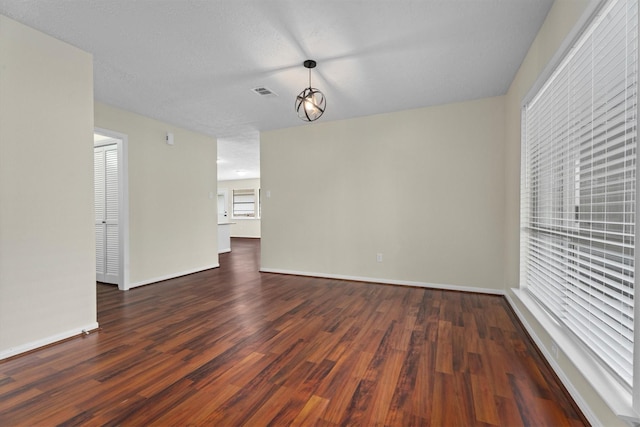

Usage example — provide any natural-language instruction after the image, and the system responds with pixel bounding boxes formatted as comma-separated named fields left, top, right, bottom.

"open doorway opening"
left=94, top=128, right=130, bottom=290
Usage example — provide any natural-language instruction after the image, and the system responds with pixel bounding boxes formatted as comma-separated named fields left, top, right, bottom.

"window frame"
left=518, top=0, right=640, bottom=418
left=231, top=188, right=260, bottom=219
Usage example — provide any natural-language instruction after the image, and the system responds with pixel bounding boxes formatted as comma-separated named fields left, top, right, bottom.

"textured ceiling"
left=0, top=0, right=554, bottom=180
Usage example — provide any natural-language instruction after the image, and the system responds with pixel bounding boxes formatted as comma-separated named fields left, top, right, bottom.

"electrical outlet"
left=376, top=253, right=383, bottom=262
left=551, top=341, right=559, bottom=359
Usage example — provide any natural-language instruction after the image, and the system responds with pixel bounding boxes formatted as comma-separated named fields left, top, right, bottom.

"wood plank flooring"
left=0, top=238, right=587, bottom=426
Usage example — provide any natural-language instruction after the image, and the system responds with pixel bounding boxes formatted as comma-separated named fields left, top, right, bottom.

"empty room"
left=0, top=0, right=637, bottom=425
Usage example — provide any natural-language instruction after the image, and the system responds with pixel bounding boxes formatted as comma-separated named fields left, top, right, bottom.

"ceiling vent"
left=252, top=87, right=277, bottom=97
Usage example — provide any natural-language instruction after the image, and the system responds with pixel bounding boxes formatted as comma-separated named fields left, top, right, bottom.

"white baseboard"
left=127, top=263, right=220, bottom=290
left=0, top=322, right=99, bottom=361
left=259, top=268, right=505, bottom=295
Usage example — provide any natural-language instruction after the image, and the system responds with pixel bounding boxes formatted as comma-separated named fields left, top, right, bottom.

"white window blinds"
left=521, top=0, right=638, bottom=386
left=232, top=189, right=258, bottom=218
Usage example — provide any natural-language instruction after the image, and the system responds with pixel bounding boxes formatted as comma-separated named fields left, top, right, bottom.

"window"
left=232, top=188, right=259, bottom=218
left=520, top=0, right=637, bottom=392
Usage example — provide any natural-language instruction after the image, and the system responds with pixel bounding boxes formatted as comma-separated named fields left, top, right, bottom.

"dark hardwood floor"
left=0, top=238, right=587, bottom=426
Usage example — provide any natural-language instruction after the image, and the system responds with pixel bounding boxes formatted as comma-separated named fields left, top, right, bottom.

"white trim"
left=0, top=322, right=99, bottom=361
left=258, top=268, right=505, bottom=295
left=507, top=289, right=640, bottom=426
left=94, top=127, right=130, bottom=291
left=128, top=264, right=220, bottom=289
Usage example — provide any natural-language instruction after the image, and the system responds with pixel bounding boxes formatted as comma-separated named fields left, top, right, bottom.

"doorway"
left=217, top=189, right=228, bottom=223
left=94, top=143, right=118, bottom=284
left=94, top=128, right=130, bottom=290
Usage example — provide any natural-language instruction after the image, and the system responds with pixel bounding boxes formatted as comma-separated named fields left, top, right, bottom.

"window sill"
left=508, top=288, right=639, bottom=426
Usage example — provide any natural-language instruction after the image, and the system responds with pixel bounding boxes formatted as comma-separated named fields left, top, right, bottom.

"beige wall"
left=218, top=178, right=261, bottom=238
left=0, top=15, right=97, bottom=357
left=261, top=96, right=505, bottom=292
left=504, top=0, right=624, bottom=425
left=95, top=103, right=218, bottom=287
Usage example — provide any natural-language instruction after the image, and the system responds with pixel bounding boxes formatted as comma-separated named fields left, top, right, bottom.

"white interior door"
left=95, top=144, right=119, bottom=284
left=217, top=190, right=228, bottom=223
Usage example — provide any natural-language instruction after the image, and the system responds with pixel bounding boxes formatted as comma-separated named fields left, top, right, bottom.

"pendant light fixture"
left=295, top=60, right=326, bottom=122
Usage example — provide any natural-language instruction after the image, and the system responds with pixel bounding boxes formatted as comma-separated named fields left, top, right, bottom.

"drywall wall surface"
left=261, top=96, right=505, bottom=291
left=0, top=15, right=97, bottom=355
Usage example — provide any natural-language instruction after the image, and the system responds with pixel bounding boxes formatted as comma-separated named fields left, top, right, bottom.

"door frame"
left=94, top=127, right=130, bottom=291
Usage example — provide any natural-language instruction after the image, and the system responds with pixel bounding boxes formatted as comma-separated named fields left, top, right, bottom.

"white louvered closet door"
left=94, top=144, right=119, bottom=284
